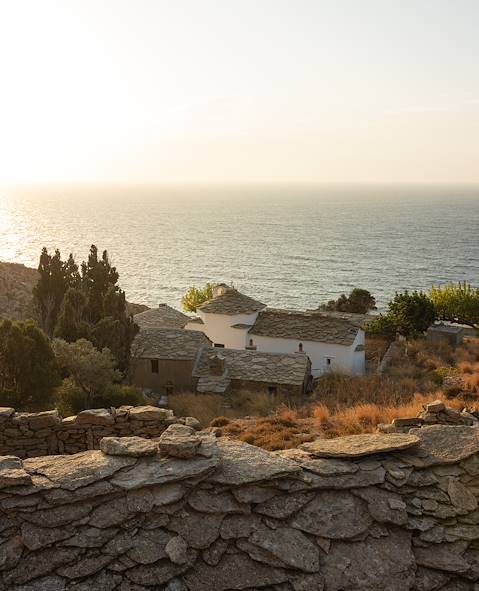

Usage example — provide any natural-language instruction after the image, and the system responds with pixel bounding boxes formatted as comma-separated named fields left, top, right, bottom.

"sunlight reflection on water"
left=0, top=185, right=478, bottom=310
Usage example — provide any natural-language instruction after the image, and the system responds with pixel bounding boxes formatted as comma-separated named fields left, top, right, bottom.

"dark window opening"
left=298, top=342, right=303, bottom=352
left=214, top=343, right=225, bottom=348
left=326, top=358, right=332, bottom=365
left=151, top=359, right=159, bottom=374
left=268, top=385, right=278, bottom=395
left=249, top=338, right=254, bottom=347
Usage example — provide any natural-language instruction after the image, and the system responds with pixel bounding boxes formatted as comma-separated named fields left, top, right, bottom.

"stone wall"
left=2, top=423, right=479, bottom=590
left=0, top=406, right=188, bottom=459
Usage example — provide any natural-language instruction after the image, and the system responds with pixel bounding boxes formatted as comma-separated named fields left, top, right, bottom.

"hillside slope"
left=0, top=261, right=148, bottom=321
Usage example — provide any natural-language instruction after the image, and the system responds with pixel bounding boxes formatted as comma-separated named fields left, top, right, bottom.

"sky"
left=0, top=0, right=478, bottom=186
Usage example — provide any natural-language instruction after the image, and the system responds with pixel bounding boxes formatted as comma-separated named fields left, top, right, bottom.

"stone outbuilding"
left=130, top=327, right=211, bottom=396
left=427, top=323, right=464, bottom=347
left=192, top=347, right=312, bottom=397
left=134, top=303, right=190, bottom=330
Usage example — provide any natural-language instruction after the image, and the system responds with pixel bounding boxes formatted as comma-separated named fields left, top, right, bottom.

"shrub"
left=168, top=393, right=227, bottom=427
left=210, top=416, right=230, bottom=427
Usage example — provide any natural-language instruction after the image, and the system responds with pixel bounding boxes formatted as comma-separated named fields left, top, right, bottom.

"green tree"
left=53, top=338, right=121, bottom=409
left=182, top=283, right=214, bottom=313
left=320, top=288, right=377, bottom=314
left=54, top=288, right=91, bottom=342
left=367, top=290, right=436, bottom=338
left=0, top=319, right=60, bottom=410
left=33, top=244, right=137, bottom=372
left=430, top=282, right=479, bottom=329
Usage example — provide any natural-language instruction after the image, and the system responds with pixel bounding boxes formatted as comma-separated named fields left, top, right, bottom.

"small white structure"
left=185, top=284, right=365, bottom=377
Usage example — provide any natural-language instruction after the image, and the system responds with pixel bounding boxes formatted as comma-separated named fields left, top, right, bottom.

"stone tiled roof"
left=134, top=304, right=190, bottom=330
left=249, top=309, right=359, bottom=346
left=313, top=311, right=376, bottom=328
left=193, top=347, right=309, bottom=385
left=131, top=328, right=211, bottom=360
left=198, top=288, right=266, bottom=315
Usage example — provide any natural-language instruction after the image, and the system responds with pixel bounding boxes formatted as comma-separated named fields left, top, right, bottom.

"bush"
left=55, top=379, right=146, bottom=416
left=168, top=393, right=227, bottom=427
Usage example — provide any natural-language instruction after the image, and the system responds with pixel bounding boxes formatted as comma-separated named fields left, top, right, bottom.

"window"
left=326, top=358, right=332, bottom=366
left=298, top=342, right=303, bottom=352
left=268, top=385, right=278, bottom=395
left=151, top=359, right=159, bottom=374
left=214, top=343, right=225, bottom=348
left=249, top=338, right=254, bottom=347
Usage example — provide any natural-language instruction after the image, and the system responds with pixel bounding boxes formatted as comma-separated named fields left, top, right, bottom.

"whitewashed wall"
left=251, top=329, right=365, bottom=377
left=185, top=310, right=259, bottom=349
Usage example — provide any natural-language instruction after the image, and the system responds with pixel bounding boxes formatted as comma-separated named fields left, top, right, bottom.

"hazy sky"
left=1, top=0, right=478, bottom=186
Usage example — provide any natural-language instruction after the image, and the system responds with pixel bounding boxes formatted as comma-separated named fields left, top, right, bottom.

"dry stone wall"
left=2, top=424, right=479, bottom=590
left=0, top=406, right=189, bottom=459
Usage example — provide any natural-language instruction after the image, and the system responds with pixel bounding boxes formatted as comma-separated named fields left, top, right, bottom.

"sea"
left=0, top=185, right=478, bottom=311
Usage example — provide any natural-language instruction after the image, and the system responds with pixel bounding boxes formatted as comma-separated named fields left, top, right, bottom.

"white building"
left=185, top=284, right=365, bottom=377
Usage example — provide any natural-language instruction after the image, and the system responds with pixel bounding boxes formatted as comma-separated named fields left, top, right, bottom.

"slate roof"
left=193, top=347, right=309, bottom=385
left=249, top=309, right=359, bottom=346
left=131, top=328, right=211, bottom=360
left=134, top=304, right=190, bottom=330
left=197, top=287, right=266, bottom=315
left=313, top=311, right=377, bottom=329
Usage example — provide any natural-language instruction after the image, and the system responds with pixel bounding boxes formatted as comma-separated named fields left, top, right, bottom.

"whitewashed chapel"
left=185, top=284, right=365, bottom=377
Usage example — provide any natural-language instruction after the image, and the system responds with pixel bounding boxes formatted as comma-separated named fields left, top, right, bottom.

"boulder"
left=188, top=489, right=243, bottom=513
left=100, top=436, right=158, bottom=457
left=0, top=456, right=32, bottom=488
left=322, top=529, right=415, bottom=591
left=352, top=487, right=408, bottom=525
left=290, top=490, right=372, bottom=539
left=20, top=522, right=72, bottom=550
left=165, top=535, right=189, bottom=565
left=183, top=554, right=289, bottom=591
left=168, top=509, right=223, bottom=549
left=128, top=406, right=173, bottom=421
left=300, top=433, right=420, bottom=458
left=414, top=544, right=471, bottom=574
left=248, top=526, right=320, bottom=572
left=448, top=479, right=478, bottom=512
left=158, top=425, right=201, bottom=459
left=401, top=425, right=479, bottom=467
left=75, top=409, right=114, bottom=426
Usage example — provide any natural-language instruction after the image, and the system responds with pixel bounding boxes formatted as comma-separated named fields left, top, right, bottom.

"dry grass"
left=168, top=393, right=228, bottom=427
left=171, top=338, right=479, bottom=449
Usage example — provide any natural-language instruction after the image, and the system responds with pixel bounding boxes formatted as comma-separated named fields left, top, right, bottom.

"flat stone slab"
left=75, top=408, right=114, bottom=426
left=300, top=433, right=420, bottom=458
left=0, top=456, right=32, bottom=489
left=0, top=407, right=15, bottom=418
left=158, top=424, right=201, bottom=459
left=23, top=451, right=136, bottom=490
left=128, top=406, right=173, bottom=421
left=400, top=425, right=479, bottom=468
left=208, top=439, right=301, bottom=485
left=100, top=437, right=158, bottom=457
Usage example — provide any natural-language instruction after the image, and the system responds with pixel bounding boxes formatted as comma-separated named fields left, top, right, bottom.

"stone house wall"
left=2, top=423, right=479, bottom=589
left=131, top=358, right=197, bottom=394
left=0, top=406, right=181, bottom=459
left=229, top=378, right=304, bottom=398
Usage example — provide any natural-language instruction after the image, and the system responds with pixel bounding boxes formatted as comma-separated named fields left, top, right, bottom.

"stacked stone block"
left=0, top=406, right=182, bottom=459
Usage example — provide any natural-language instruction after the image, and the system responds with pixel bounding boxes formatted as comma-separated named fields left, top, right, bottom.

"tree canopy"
left=33, top=245, right=138, bottom=372
left=430, top=282, right=479, bottom=329
left=182, top=283, right=214, bottom=313
left=320, top=288, right=377, bottom=314
left=0, top=319, right=60, bottom=410
left=367, top=290, right=436, bottom=338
